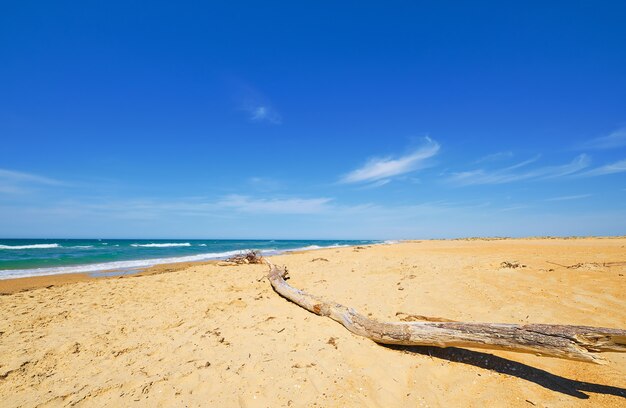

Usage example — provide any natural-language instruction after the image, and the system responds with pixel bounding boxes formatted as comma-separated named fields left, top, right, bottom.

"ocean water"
left=0, top=239, right=378, bottom=280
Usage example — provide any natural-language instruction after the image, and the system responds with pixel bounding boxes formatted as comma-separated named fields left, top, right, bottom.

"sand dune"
left=1, top=239, right=625, bottom=407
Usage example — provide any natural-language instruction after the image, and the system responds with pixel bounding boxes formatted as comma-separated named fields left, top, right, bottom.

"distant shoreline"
left=2, top=235, right=625, bottom=295
left=0, top=242, right=379, bottom=294
left=0, top=239, right=379, bottom=281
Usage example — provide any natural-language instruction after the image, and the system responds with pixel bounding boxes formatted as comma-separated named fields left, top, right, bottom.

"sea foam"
left=131, top=243, right=192, bottom=248
left=0, top=249, right=246, bottom=280
left=0, top=244, right=60, bottom=250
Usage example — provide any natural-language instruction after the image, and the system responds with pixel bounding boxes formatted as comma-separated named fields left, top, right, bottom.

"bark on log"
left=265, top=261, right=626, bottom=363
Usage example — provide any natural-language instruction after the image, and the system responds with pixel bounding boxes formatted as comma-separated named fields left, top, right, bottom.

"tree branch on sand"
left=264, top=260, right=626, bottom=364
left=226, top=250, right=264, bottom=264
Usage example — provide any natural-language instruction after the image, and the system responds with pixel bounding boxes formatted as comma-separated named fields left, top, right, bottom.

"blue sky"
left=1, top=1, right=625, bottom=239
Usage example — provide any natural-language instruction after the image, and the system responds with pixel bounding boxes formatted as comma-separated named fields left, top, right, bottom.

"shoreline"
left=0, top=243, right=372, bottom=295
left=2, top=235, right=625, bottom=282
left=1, top=235, right=624, bottom=295
left=0, top=260, right=219, bottom=295
left=0, top=241, right=369, bottom=283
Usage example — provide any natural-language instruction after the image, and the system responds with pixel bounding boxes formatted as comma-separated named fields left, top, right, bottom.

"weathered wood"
left=265, top=261, right=626, bottom=363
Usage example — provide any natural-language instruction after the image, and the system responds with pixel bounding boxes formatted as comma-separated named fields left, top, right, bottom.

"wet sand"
left=0, top=261, right=218, bottom=295
left=0, top=238, right=625, bottom=407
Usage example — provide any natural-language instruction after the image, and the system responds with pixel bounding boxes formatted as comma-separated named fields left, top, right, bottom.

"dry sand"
left=0, top=238, right=625, bottom=407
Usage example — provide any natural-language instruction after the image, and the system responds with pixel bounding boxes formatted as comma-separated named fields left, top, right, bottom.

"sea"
left=0, top=239, right=380, bottom=280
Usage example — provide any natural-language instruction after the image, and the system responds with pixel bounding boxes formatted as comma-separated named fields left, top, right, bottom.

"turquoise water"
left=0, top=239, right=378, bottom=279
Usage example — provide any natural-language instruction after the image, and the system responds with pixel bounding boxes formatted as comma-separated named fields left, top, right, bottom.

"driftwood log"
left=265, top=261, right=626, bottom=363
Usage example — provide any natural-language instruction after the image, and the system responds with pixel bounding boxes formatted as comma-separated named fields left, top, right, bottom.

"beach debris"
left=225, top=250, right=264, bottom=265
left=546, top=260, right=626, bottom=270
left=311, top=257, right=329, bottom=262
left=327, top=337, right=338, bottom=349
left=567, top=262, right=598, bottom=270
left=264, top=260, right=626, bottom=363
left=500, top=261, right=526, bottom=269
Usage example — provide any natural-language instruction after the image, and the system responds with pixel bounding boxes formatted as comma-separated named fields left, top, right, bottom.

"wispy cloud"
left=0, top=169, right=62, bottom=185
left=341, top=137, right=440, bottom=184
left=578, top=127, right=626, bottom=150
left=0, top=168, right=65, bottom=195
left=216, top=195, right=331, bottom=214
left=357, top=179, right=392, bottom=189
left=579, top=159, right=626, bottom=177
left=545, top=194, right=591, bottom=202
left=233, top=81, right=282, bottom=124
left=247, top=177, right=283, bottom=192
left=496, top=204, right=530, bottom=212
left=448, top=154, right=590, bottom=186
left=473, top=151, right=513, bottom=164
left=15, top=194, right=335, bottom=221
left=247, top=105, right=281, bottom=124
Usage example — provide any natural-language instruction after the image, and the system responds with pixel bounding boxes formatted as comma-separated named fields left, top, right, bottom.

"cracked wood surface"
left=265, top=261, right=626, bottom=363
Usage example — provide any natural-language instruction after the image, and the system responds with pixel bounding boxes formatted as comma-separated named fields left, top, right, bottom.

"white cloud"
left=4, top=190, right=625, bottom=239
left=233, top=81, right=282, bottom=124
left=248, top=105, right=281, bottom=124
left=579, top=127, right=626, bottom=150
left=357, top=179, right=392, bottom=189
left=545, top=194, right=591, bottom=202
left=216, top=195, right=331, bottom=214
left=341, top=138, right=440, bottom=184
left=247, top=176, right=282, bottom=192
left=496, top=205, right=530, bottom=212
left=4, top=194, right=335, bottom=224
left=0, top=168, right=62, bottom=185
left=448, top=154, right=590, bottom=185
left=473, top=151, right=513, bottom=164
left=0, top=168, right=64, bottom=194
left=580, top=159, right=626, bottom=177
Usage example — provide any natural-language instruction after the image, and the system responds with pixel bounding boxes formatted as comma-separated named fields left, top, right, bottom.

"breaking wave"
left=0, top=244, right=60, bottom=250
left=130, top=243, right=192, bottom=248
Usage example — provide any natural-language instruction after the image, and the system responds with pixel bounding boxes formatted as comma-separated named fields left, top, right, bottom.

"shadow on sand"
left=383, top=345, right=626, bottom=400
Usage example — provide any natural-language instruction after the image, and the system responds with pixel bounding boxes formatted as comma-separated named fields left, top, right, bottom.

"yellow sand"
left=1, top=238, right=625, bottom=407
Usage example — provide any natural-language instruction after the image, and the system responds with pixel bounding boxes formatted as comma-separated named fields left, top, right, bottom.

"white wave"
left=383, top=240, right=400, bottom=244
left=296, top=245, right=322, bottom=250
left=282, top=243, right=349, bottom=253
left=131, top=243, right=191, bottom=248
left=198, top=244, right=207, bottom=247
left=69, top=245, right=94, bottom=249
left=0, top=244, right=59, bottom=250
left=0, top=249, right=248, bottom=280
left=0, top=242, right=356, bottom=280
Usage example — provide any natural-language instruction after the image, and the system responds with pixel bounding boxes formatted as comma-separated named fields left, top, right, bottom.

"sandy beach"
left=1, top=238, right=625, bottom=407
